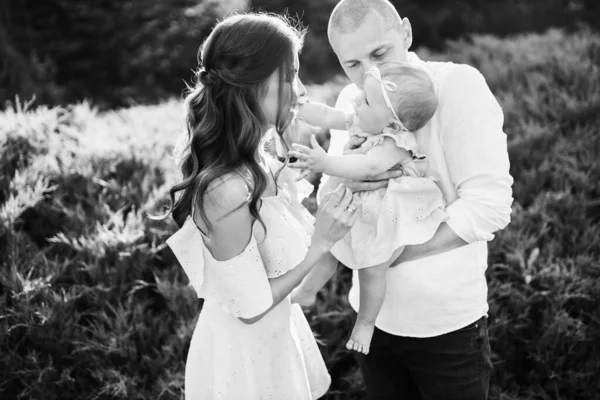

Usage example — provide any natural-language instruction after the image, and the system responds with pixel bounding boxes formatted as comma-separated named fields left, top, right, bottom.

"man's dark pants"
left=357, top=317, right=492, bottom=400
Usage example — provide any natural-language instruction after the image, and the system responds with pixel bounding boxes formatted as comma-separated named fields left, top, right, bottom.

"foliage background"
left=1, top=1, right=600, bottom=399
left=1, top=0, right=599, bottom=108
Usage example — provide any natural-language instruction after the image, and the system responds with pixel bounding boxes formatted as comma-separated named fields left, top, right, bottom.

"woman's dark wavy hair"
left=162, top=13, right=306, bottom=231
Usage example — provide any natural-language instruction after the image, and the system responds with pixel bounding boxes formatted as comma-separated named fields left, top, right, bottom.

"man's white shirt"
left=321, top=53, right=514, bottom=337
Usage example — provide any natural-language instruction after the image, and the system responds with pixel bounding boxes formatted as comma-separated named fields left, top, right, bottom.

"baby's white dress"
left=167, top=160, right=330, bottom=399
left=329, top=122, right=449, bottom=269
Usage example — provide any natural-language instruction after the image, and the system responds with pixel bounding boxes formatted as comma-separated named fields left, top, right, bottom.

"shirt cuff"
left=445, top=200, right=496, bottom=244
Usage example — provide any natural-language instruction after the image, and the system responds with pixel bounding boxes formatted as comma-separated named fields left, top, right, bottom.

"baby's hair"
left=378, top=62, right=438, bottom=132
left=327, top=0, right=401, bottom=38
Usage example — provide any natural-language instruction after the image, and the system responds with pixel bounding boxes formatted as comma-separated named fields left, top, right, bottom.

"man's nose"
left=363, top=59, right=376, bottom=71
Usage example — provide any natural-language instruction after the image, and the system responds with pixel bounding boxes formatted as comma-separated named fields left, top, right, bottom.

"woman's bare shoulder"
left=202, top=171, right=252, bottom=220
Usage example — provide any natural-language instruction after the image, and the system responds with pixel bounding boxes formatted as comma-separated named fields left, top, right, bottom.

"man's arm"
left=392, top=223, right=467, bottom=264
left=391, top=64, right=514, bottom=265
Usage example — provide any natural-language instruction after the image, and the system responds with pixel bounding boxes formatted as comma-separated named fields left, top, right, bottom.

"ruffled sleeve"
left=376, top=130, right=420, bottom=154
left=167, top=217, right=273, bottom=319
left=165, top=218, right=205, bottom=295
left=211, top=235, right=274, bottom=318
left=361, top=130, right=429, bottom=177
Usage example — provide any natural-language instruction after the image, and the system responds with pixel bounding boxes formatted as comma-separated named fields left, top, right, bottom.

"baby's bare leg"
left=292, top=251, right=338, bottom=306
left=346, top=263, right=388, bottom=355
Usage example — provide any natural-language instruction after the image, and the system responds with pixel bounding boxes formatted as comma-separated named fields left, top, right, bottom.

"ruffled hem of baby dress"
left=331, top=175, right=448, bottom=269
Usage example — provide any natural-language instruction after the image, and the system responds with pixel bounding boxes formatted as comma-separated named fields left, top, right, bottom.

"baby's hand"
left=288, top=135, right=328, bottom=174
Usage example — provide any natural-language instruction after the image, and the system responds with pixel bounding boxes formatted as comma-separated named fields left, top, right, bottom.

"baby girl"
left=289, top=62, right=448, bottom=354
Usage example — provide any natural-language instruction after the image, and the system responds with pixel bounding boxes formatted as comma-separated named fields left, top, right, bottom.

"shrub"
left=3, top=0, right=600, bottom=107
left=1, top=0, right=247, bottom=108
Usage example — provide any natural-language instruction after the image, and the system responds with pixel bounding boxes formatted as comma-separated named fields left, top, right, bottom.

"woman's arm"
left=297, top=101, right=348, bottom=131
left=201, top=176, right=360, bottom=324
left=289, top=135, right=412, bottom=181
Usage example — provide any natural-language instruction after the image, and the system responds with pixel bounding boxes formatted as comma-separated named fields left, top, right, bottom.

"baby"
left=289, top=62, right=448, bottom=354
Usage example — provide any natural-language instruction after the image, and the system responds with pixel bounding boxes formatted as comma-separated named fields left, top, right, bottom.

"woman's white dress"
left=167, top=160, right=330, bottom=399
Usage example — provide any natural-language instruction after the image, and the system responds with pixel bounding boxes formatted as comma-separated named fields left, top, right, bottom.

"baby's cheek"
left=353, top=115, right=363, bottom=128
left=362, top=118, right=380, bottom=135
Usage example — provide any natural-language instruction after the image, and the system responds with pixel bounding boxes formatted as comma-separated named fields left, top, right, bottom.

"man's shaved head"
left=327, top=0, right=402, bottom=39
left=327, top=0, right=411, bottom=86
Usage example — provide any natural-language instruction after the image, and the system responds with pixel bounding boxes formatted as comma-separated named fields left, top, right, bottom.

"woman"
left=163, top=13, right=361, bottom=399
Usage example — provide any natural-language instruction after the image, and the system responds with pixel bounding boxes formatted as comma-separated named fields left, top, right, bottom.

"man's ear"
left=401, top=18, right=413, bottom=50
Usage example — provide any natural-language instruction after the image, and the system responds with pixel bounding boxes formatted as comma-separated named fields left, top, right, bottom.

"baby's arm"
left=290, top=136, right=413, bottom=181
left=325, top=138, right=412, bottom=180
left=297, top=101, right=348, bottom=131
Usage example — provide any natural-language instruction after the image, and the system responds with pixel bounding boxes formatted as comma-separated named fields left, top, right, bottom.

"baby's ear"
left=384, top=120, right=402, bottom=133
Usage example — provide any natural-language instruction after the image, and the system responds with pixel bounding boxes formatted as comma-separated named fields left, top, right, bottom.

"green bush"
left=3, top=0, right=600, bottom=107
left=1, top=29, right=599, bottom=399
left=1, top=0, right=246, bottom=108
left=252, top=0, right=600, bottom=83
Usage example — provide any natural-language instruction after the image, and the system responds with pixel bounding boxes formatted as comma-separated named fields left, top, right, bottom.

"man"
left=319, top=0, right=514, bottom=398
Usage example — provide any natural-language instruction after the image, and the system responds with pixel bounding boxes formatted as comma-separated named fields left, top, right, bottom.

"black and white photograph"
left=1, top=0, right=599, bottom=399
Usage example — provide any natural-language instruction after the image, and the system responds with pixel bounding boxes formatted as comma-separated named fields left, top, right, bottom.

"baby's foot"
left=346, top=321, right=375, bottom=355
left=291, top=287, right=316, bottom=307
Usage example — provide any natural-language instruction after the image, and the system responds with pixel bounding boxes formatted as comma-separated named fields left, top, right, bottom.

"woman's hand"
left=311, top=183, right=361, bottom=253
